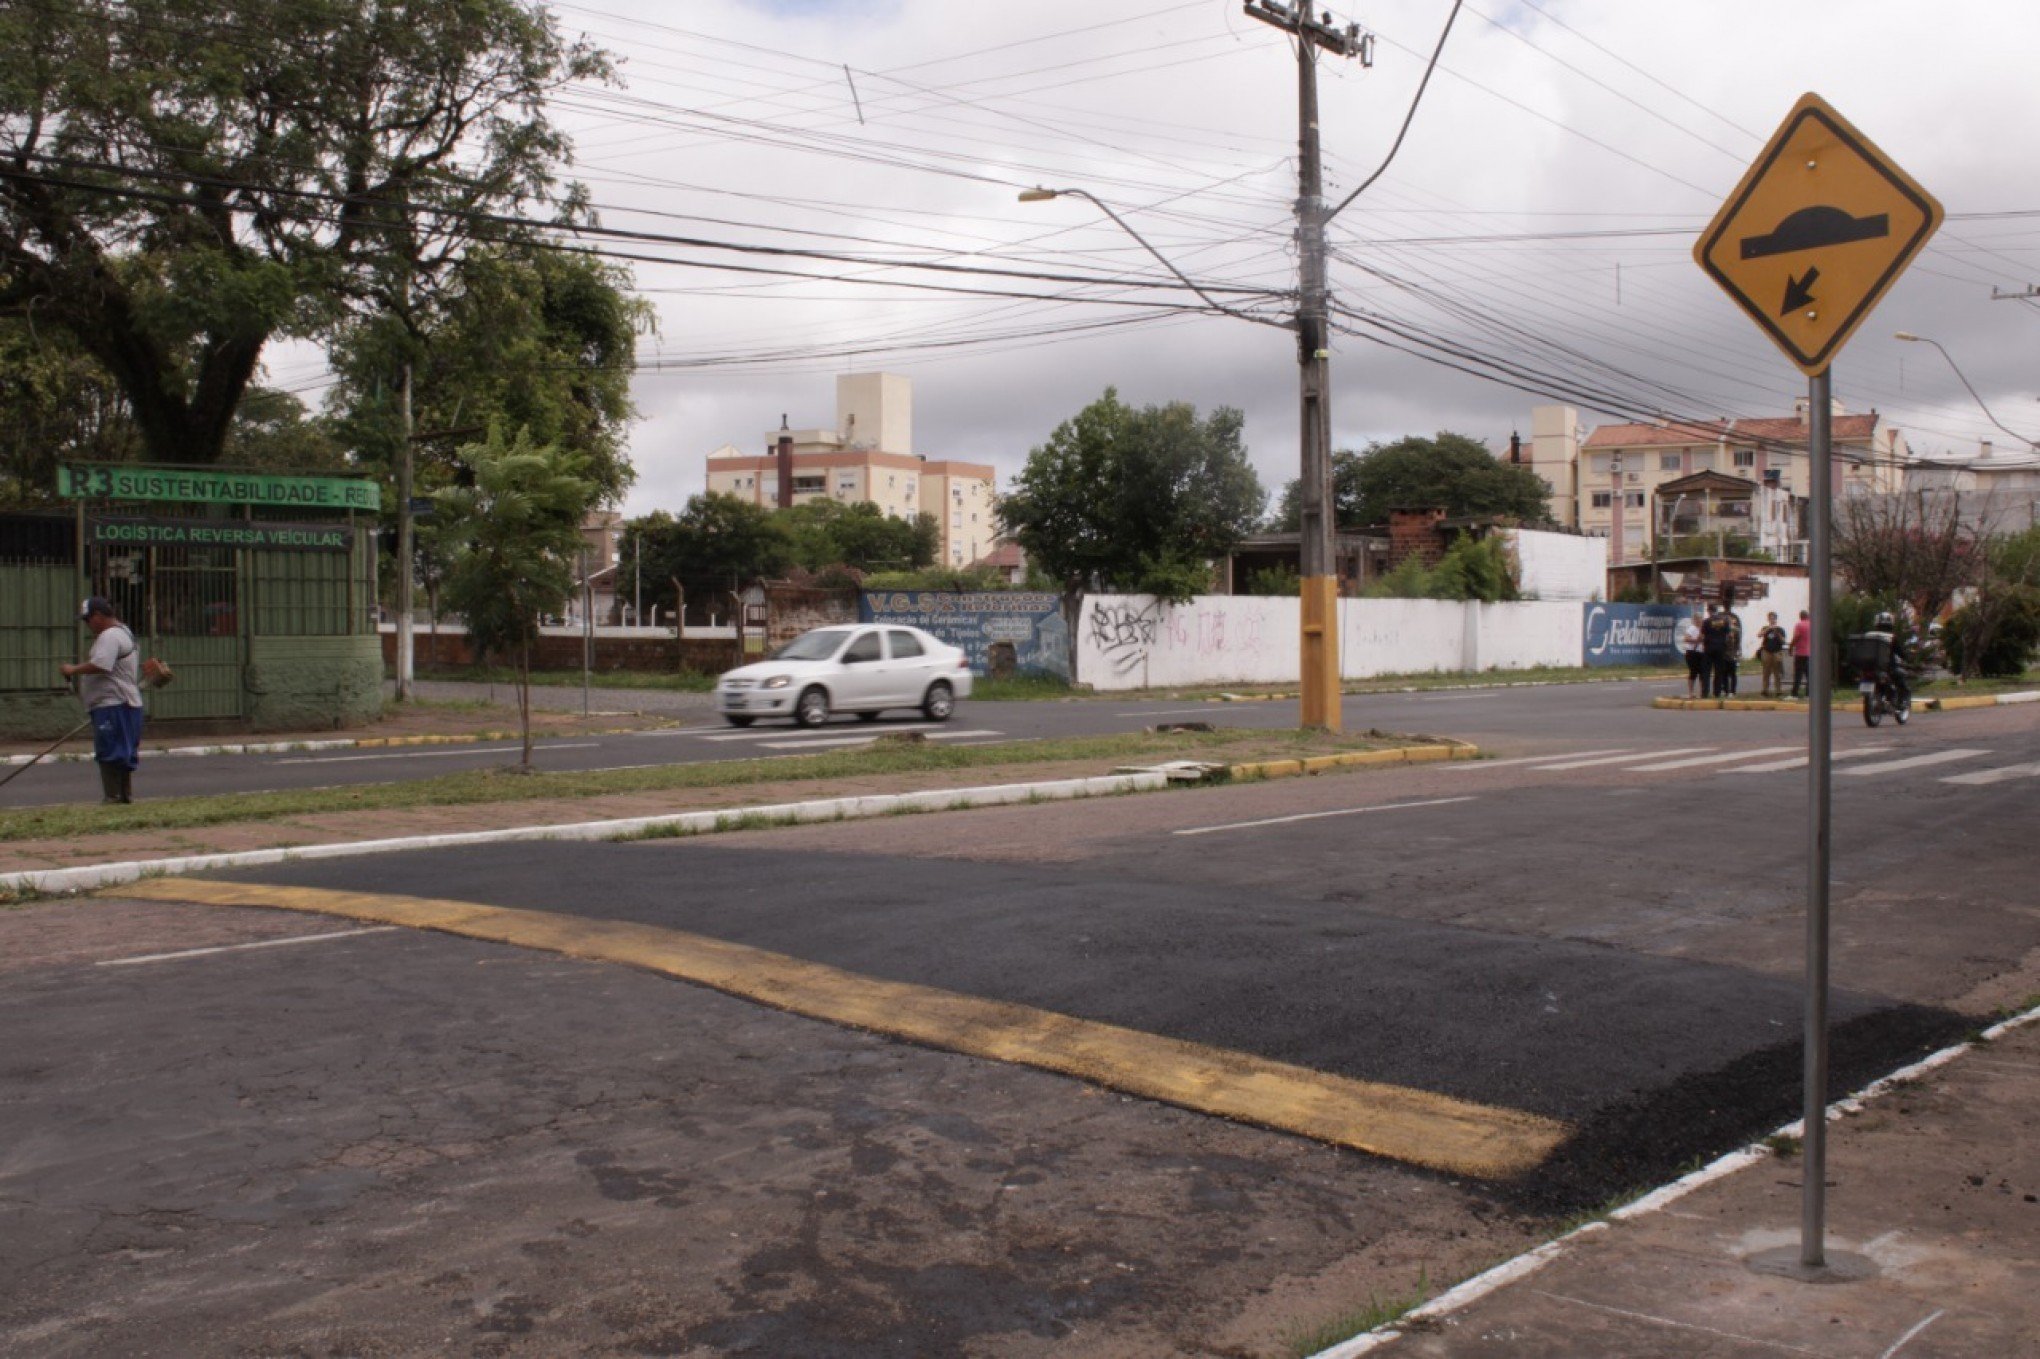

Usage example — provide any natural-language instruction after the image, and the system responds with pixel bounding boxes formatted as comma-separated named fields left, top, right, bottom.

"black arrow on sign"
left=1780, top=267, right=1819, bottom=317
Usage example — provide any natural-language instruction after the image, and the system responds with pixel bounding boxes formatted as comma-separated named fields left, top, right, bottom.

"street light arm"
left=1019, top=186, right=1290, bottom=329
left=1896, top=331, right=2040, bottom=449
left=1324, top=0, right=1464, bottom=224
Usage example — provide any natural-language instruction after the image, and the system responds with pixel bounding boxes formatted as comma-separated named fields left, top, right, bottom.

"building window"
left=1591, top=491, right=1613, bottom=508
left=1733, top=449, right=1757, bottom=468
left=792, top=475, right=825, bottom=494
left=1625, top=491, right=1646, bottom=508
left=1660, top=452, right=1681, bottom=471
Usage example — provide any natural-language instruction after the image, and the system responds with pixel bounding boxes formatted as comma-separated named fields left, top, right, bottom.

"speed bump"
left=118, top=877, right=1570, bottom=1180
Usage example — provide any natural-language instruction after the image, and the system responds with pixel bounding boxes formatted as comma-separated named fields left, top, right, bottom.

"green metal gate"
left=87, top=539, right=245, bottom=720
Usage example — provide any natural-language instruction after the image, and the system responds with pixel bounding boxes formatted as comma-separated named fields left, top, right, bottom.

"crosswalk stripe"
left=1838, top=749, right=1988, bottom=778
left=703, top=721, right=949, bottom=743
left=1440, top=749, right=1635, bottom=770
left=757, top=729, right=1002, bottom=751
left=1940, top=761, right=2040, bottom=786
left=1625, top=745, right=1801, bottom=772
left=1727, top=747, right=1893, bottom=774
left=1531, top=747, right=1716, bottom=772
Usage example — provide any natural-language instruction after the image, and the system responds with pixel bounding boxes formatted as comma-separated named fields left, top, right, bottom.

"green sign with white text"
left=89, top=518, right=354, bottom=552
left=59, top=463, right=380, bottom=511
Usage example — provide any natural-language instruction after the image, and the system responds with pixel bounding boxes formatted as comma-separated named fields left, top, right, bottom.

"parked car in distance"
left=716, top=624, right=974, bottom=728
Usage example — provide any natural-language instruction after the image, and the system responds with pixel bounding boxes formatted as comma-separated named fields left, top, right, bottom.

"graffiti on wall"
left=860, top=590, right=1069, bottom=677
left=1086, top=599, right=1161, bottom=676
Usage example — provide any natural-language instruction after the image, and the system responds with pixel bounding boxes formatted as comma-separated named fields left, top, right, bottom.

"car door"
left=834, top=628, right=886, bottom=708
left=883, top=628, right=934, bottom=707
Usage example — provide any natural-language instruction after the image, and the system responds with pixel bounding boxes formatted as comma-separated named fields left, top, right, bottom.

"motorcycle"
left=1859, top=666, right=1910, bottom=727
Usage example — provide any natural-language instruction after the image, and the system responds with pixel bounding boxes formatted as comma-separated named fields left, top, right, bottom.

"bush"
left=1943, top=585, right=2040, bottom=677
left=1363, top=534, right=1518, bottom=602
left=1242, top=563, right=1301, bottom=597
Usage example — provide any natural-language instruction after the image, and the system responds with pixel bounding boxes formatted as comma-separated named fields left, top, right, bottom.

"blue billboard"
left=860, top=590, right=1069, bottom=678
left=1583, top=602, right=1685, bottom=667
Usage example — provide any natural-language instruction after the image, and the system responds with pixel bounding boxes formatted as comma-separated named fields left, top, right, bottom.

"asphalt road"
left=0, top=675, right=1913, bottom=807
left=3, top=700, right=2031, bottom=1354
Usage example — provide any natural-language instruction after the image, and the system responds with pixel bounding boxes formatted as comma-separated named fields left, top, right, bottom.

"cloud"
left=516, top=1, right=2040, bottom=513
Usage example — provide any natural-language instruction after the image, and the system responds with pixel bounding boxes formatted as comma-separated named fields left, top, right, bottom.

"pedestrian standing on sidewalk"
left=1789, top=609, right=1812, bottom=697
left=1679, top=607, right=1706, bottom=697
left=1722, top=609, right=1744, bottom=695
left=1700, top=604, right=1730, bottom=698
left=1755, top=611, right=1788, bottom=697
left=59, top=596, right=143, bottom=805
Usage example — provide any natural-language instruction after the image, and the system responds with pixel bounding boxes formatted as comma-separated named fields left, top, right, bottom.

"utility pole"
left=395, top=357, right=415, bottom=701
left=1244, top=1, right=1372, bottom=730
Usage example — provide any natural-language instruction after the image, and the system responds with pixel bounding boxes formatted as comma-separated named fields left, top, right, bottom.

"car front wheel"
left=922, top=680, right=954, bottom=722
left=795, top=686, right=830, bottom=728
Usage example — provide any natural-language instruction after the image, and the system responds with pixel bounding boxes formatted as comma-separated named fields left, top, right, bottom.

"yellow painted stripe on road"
left=117, top=876, right=1568, bottom=1179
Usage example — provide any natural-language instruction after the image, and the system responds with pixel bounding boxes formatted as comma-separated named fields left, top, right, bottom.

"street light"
left=1894, top=331, right=2039, bottom=450
left=1016, top=188, right=1277, bottom=326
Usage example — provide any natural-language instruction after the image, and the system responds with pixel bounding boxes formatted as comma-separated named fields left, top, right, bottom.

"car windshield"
left=773, top=629, right=849, bottom=662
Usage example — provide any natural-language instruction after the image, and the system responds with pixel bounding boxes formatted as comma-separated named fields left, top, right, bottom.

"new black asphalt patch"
left=202, top=840, right=1967, bottom=1209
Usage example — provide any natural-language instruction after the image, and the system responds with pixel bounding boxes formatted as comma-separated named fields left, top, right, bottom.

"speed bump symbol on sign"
left=1696, top=93, right=1943, bottom=375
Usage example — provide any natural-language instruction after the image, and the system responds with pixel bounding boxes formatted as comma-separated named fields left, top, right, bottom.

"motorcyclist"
left=1864, top=610, right=1912, bottom=709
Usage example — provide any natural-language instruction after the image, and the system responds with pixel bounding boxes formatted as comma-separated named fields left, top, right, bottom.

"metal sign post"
left=1693, top=92, right=1942, bottom=1277
left=1801, top=373, right=1834, bottom=1265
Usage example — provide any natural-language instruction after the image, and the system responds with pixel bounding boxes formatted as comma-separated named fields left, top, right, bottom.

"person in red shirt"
left=1789, top=609, right=1813, bottom=697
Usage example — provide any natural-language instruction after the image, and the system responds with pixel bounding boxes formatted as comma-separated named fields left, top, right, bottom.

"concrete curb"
left=1212, top=673, right=1684, bottom=703
left=1227, top=743, right=1478, bottom=781
left=0, top=772, right=1172, bottom=898
left=1308, top=999, right=2040, bottom=1358
left=1655, top=688, right=2039, bottom=714
left=0, top=726, right=657, bottom=767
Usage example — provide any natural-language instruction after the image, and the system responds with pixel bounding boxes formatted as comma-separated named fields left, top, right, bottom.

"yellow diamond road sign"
left=1696, top=93, right=1944, bottom=376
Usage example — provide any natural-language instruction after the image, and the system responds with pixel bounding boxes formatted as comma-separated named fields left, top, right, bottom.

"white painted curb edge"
left=1309, top=1001, right=2040, bottom=1358
left=0, top=771, right=1171, bottom=897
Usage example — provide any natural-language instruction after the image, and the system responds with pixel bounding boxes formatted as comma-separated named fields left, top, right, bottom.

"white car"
left=716, top=624, right=975, bottom=728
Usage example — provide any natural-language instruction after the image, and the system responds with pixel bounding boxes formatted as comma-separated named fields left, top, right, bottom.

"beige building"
left=1526, top=401, right=1910, bottom=566
left=704, top=373, right=996, bottom=567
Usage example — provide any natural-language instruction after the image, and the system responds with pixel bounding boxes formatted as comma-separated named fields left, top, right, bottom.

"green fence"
left=0, top=561, right=76, bottom=695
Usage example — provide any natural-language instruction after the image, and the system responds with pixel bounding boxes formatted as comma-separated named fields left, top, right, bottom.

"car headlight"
left=761, top=675, right=792, bottom=689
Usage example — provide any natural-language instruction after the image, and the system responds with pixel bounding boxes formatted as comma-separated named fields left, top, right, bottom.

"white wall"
left=1077, top=595, right=1586, bottom=690
left=1506, top=527, right=1607, bottom=602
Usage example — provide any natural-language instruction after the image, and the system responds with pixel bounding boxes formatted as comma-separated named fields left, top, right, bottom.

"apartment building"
left=704, top=373, right=997, bottom=567
left=1525, top=401, right=1910, bottom=566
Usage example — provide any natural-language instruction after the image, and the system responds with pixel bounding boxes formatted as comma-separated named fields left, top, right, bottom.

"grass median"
left=0, top=726, right=1413, bottom=846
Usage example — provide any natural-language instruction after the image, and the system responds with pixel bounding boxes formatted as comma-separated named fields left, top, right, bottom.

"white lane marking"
left=1173, top=796, right=1475, bottom=837
left=1530, top=747, right=1716, bottom=772
left=276, top=743, right=599, bottom=765
left=1940, top=760, right=2040, bottom=786
left=757, top=729, right=1001, bottom=751
left=701, top=722, right=949, bottom=743
left=1839, top=749, right=1988, bottom=778
left=98, top=927, right=398, bottom=967
left=1625, top=745, right=1800, bottom=772
left=1878, top=1309, right=1946, bottom=1359
left=1412, top=692, right=1502, bottom=702
left=1728, top=747, right=1894, bottom=774
left=1439, top=749, right=1634, bottom=770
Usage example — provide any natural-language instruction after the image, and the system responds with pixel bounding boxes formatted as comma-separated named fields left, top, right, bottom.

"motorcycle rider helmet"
left=1873, top=611, right=1896, bottom=631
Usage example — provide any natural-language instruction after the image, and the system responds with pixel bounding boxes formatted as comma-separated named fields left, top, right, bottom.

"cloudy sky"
left=295, top=1, right=2040, bottom=514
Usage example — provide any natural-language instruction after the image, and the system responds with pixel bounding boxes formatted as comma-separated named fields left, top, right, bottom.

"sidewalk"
left=1341, top=1013, right=2040, bottom=1357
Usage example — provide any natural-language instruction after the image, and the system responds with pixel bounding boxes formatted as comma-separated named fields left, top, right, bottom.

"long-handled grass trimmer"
left=0, top=658, right=174, bottom=792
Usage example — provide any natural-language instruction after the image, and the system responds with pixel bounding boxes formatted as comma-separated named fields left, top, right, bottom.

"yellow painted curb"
left=1927, top=695, right=1996, bottom=711
left=117, top=878, right=1569, bottom=1180
left=1229, top=743, right=1476, bottom=780
left=1654, top=696, right=1806, bottom=712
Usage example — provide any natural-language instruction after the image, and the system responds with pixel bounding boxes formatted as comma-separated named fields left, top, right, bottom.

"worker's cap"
left=79, top=596, right=115, bottom=620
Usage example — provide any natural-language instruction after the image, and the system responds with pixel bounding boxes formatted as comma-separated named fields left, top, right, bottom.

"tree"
left=1002, top=389, right=1265, bottom=604
left=0, top=320, right=140, bottom=505
left=1273, top=433, right=1553, bottom=530
left=779, top=499, right=938, bottom=575
left=1833, top=489, right=1988, bottom=627
left=1, top=0, right=604, bottom=466
left=327, top=244, right=647, bottom=507
left=621, top=494, right=793, bottom=624
left=432, top=426, right=596, bottom=766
